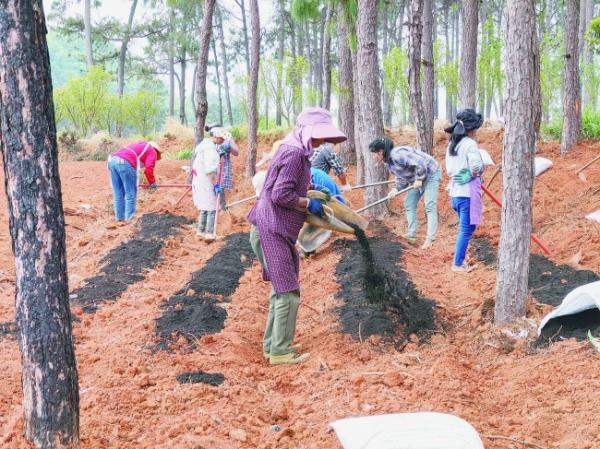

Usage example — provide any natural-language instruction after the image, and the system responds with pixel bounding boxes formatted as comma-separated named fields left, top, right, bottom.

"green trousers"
left=250, top=225, right=301, bottom=356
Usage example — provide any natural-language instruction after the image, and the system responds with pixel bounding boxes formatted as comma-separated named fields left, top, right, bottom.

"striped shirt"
left=386, top=146, right=439, bottom=190
left=247, top=143, right=311, bottom=294
left=310, top=144, right=345, bottom=177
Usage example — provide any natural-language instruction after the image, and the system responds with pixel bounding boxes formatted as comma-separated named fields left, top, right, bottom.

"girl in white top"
left=444, top=109, right=485, bottom=273
left=191, top=127, right=232, bottom=239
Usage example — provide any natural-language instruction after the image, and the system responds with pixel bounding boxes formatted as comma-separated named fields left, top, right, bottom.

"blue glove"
left=312, top=185, right=332, bottom=201
left=217, top=144, right=231, bottom=157
left=307, top=198, right=325, bottom=217
left=453, top=168, right=472, bottom=185
left=149, top=182, right=158, bottom=189
left=213, top=184, right=223, bottom=195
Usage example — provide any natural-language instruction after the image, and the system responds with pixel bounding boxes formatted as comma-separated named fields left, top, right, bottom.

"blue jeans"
left=108, top=157, right=137, bottom=221
left=452, top=197, right=477, bottom=266
left=404, top=167, right=441, bottom=241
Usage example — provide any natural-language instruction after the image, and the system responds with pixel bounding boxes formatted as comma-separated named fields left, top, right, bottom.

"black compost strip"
left=154, top=232, right=254, bottom=351
left=334, top=227, right=435, bottom=343
left=71, top=213, right=190, bottom=313
left=471, top=238, right=600, bottom=342
left=176, top=371, right=225, bottom=386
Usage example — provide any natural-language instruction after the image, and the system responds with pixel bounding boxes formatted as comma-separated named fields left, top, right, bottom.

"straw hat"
left=148, top=140, right=161, bottom=160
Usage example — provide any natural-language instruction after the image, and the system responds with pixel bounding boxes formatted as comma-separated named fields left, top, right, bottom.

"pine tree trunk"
left=582, top=0, right=595, bottom=109
left=194, top=0, right=216, bottom=145
left=211, top=38, right=223, bottom=126
left=408, top=0, right=428, bottom=152
left=382, top=0, right=393, bottom=127
left=322, top=5, right=333, bottom=110
left=168, top=9, right=176, bottom=117
left=444, top=6, right=452, bottom=120
left=180, top=54, right=187, bottom=125
left=316, top=12, right=326, bottom=106
left=560, top=0, right=581, bottom=154
left=338, top=5, right=356, bottom=166
left=357, top=0, right=387, bottom=218
left=84, top=0, right=94, bottom=67
left=352, top=46, right=365, bottom=184
left=276, top=0, right=285, bottom=126
left=117, top=0, right=138, bottom=97
left=217, top=7, right=234, bottom=126
left=459, top=0, right=478, bottom=108
left=0, top=2, right=80, bottom=447
left=494, top=0, right=538, bottom=324
left=421, top=0, right=434, bottom=154
left=235, top=0, right=250, bottom=75
left=246, top=0, right=260, bottom=178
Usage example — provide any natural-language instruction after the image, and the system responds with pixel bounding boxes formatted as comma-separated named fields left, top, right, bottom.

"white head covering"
left=209, top=127, right=232, bottom=141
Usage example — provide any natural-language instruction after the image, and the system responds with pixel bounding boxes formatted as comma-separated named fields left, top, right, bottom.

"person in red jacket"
left=108, top=140, right=161, bottom=221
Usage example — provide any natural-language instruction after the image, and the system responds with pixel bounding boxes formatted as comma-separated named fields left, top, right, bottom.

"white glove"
left=387, top=187, right=399, bottom=199
left=412, top=179, right=423, bottom=190
left=340, top=183, right=352, bottom=192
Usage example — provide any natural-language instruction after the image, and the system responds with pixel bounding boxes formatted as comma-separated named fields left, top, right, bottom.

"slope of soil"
left=1, top=131, right=600, bottom=449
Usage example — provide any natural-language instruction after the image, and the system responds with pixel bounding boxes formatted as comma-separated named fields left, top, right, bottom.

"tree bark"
left=382, top=0, right=393, bottom=126
left=211, top=37, right=223, bottom=126
left=316, top=11, right=326, bottom=106
left=168, top=8, right=176, bottom=118
left=235, top=0, right=250, bottom=75
left=338, top=4, right=356, bottom=166
left=179, top=51, right=187, bottom=125
left=0, top=2, right=80, bottom=447
left=421, top=0, right=434, bottom=154
left=444, top=5, right=453, bottom=120
left=276, top=0, right=285, bottom=126
left=117, top=0, right=138, bottom=97
left=194, top=0, right=216, bottom=145
left=494, top=0, right=538, bottom=324
left=357, top=0, right=386, bottom=218
left=83, top=0, right=93, bottom=67
left=560, top=0, right=581, bottom=154
left=246, top=0, right=260, bottom=177
left=459, top=0, right=478, bottom=108
left=322, top=5, right=333, bottom=110
left=582, top=0, right=595, bottom=109
left=216, top=7, right=234, bottom=126
left=352, top=46, right=365, bottom=184
left=408, top=0, right=428, bottom=152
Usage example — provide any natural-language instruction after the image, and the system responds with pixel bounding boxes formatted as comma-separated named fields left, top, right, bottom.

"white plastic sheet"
left=586, top=210, right=600, bottom=223
left=534, top=157, right=554, bottom=177
left=330, top=412, right=484, bottom=449
left=479, top=149, right=495, bottom=166
left=538, top=281, right=600, bottom=335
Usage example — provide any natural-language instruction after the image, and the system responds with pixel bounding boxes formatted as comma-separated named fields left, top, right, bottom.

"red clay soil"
left=1, top=130, right=600, bottom=449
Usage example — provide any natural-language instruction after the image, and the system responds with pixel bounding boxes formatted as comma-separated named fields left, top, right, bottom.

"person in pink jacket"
left=108, top=140, right=161, bottom=221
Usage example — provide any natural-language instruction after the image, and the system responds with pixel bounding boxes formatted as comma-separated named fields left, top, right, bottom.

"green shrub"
left=582, top=109, right=600, bottom=138
left=175, top=148, right=192, bottom=160
left=230, top=125, right=247, bottom=140
left=541, top=120, right=562, bottom=140
left=58, top=130, right=81, bottom=154
left=258, top=126, right=288, bottom=141
left=541, top=109, right=600, bottom=140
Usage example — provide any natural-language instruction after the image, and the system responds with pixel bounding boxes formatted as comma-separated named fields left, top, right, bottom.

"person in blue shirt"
left=310, top=167, right=346, bottom=204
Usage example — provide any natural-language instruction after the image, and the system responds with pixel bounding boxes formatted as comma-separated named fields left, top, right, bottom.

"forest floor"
left=1, top=128, right=600, bottom=449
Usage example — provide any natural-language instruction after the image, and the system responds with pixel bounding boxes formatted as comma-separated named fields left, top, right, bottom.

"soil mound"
left=334, top=227, right=435, bottom=342
left=154, top=232, right=254, bottom=350
left=71, top=213, right=189, bottom=313
left=176, top=371, right=225, bottom=386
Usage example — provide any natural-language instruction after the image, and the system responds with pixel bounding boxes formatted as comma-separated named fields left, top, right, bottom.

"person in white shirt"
left=444, top=109, right=485, bottom=273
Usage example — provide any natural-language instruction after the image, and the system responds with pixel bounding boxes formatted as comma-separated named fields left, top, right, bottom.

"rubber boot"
left=270, top=291, right=309, bottom=365
left=262, top=289, right=276, bottom=355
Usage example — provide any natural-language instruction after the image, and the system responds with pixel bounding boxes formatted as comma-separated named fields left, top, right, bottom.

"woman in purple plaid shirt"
left=248, top=107, right=346, bottom=366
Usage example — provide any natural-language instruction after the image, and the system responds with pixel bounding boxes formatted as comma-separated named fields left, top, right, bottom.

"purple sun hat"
left=297, top=107, right=347, bottom=144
